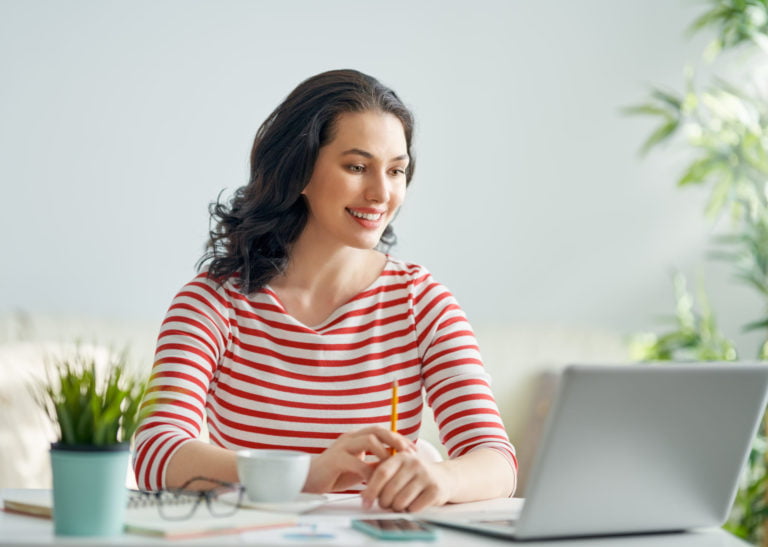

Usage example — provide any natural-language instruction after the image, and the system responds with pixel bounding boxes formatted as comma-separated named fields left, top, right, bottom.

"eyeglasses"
left=130, top=477, right=245, bottom=520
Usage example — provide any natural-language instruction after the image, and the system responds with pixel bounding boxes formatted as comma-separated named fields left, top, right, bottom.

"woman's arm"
left=397, top=267, right=518, bottom=510
left=165, top=441, right=239, bottom=487
left=435, top=447, right=516, bottom=502
left=133, top=275, right=230, bottom=491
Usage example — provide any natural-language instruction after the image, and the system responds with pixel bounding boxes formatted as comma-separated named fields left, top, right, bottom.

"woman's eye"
left=391, top=168, right=406, bottom=176
left=347, top=164, right=365, bottom=173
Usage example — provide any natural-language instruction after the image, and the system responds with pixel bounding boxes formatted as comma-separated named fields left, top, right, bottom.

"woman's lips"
left=347, top=208, right=385, bottom=229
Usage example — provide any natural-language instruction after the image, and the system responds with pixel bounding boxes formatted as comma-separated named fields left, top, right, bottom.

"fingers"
left=364, top=453, right=420, bottom=511
left=342, top=432, right=392, bottom=461
left=305, top=426, right=416, bottom=495
left=374, top=458, right=417, bottom=510
left=338, top=452, right=376, bottom=480
left=362, top=452, right=449, bottom=512
left=340, top=426, right=415, bottom=461
left=305, top=446, right=375, bottom=494
left=403, top=484, right=442, bottom=513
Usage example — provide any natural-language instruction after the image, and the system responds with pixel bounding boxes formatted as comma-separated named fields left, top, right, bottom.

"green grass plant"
left=35, top=351, right=148, bottom=446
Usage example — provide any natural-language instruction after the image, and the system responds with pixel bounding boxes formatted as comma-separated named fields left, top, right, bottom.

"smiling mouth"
left=347, top=209, right=384, bottom=221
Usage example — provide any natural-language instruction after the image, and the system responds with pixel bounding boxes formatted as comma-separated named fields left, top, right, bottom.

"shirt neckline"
left=264, top=255, right=392, bottom=333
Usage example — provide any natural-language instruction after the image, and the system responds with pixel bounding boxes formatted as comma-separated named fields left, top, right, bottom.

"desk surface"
left=0, top=489, right=751, bottom=547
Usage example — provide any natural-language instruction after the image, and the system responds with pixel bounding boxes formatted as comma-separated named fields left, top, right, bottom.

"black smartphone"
left=351, top=518, right=437, bottom=540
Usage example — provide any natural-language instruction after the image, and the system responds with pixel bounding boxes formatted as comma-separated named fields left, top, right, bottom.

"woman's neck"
left=268, top=231, right=387, bottom=327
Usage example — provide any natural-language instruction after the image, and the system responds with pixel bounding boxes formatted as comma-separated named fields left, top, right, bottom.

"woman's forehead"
left=324, top=111, right=407, bottom=156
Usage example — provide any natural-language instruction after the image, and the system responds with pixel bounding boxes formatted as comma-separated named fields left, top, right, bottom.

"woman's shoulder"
left=383, top=255, right=431, bottom=281
left=173, top=269, right=249, bottom=306
left=383, top=256, right=449, bottom=294
left=384, top=258, right=465, bottom=325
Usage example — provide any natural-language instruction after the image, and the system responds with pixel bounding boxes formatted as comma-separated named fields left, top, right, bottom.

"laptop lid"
left=425, top=363, right=768, bottom=540
left=512, top=363, right=768, bottom=540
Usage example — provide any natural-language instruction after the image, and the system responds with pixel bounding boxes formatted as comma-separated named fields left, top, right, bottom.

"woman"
left=133, top=69, right=516, bottom=512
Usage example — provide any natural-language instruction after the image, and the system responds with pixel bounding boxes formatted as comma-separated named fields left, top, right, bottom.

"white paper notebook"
left=2, top=488, right=296, bottom=540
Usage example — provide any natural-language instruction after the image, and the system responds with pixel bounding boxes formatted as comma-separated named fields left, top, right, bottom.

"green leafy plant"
left=689, top=0, right=768, bottom=57
left=626, top=0, right=768, bottom=544
left=35, top=350, right=148, bottom=446
left=729, top=428, right=768, bottom=542
left=629, top=273, right=738, bottom=362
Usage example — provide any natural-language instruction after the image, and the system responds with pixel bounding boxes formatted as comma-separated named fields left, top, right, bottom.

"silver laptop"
left=425, top=363, right=768, bottom=540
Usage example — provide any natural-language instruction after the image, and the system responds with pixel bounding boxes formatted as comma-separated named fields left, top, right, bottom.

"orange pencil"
left=390, top=379, right=398, bottom=455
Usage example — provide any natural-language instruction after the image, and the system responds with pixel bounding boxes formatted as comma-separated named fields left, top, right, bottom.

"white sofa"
left=0, top=313, right=629, bottom=495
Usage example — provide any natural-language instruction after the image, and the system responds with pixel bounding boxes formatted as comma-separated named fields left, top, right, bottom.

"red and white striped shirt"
left=133, top=257, right=516, bottom=491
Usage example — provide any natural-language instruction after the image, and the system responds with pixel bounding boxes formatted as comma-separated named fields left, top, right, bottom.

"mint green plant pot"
left=50, top=443, right=130, bottom=537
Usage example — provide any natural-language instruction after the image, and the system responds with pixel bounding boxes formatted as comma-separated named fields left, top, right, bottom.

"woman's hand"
left=362, top=451, right=455, bottom=512
left=303, top=429, right=513, bottom=512
left=303, top=426, right=416, bottom=494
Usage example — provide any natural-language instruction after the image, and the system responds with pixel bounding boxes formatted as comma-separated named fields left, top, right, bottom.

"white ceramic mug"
left=236, top=449, right=311, bottom=503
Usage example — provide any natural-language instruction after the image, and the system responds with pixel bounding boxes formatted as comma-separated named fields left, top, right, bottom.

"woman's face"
left=301, top=110, right=409, bottom=251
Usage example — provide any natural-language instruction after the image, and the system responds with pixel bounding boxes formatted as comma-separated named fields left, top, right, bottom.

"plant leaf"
left=640, top=119, right=680, bottom=155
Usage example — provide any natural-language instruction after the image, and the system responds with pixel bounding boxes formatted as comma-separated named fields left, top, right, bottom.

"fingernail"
left=362, top=498, right=372, bottom=510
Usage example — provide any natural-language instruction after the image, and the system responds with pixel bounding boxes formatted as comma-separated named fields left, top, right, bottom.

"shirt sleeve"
left=132, top=274, right=231, bottom=491
left=411, top=268, right=517, bottom=472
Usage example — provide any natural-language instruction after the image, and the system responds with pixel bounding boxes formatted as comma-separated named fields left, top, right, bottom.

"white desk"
left=0, top=489, right=751, bottom=546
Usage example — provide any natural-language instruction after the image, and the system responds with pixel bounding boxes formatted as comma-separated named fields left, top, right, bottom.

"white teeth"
left=348, top=210, right=383, bottom=221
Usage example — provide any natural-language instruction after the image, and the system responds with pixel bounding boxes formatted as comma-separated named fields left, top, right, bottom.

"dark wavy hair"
left=198, top=69, right=416, bottom=295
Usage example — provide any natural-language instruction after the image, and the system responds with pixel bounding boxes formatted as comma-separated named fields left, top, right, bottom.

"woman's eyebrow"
left=341, top=148, right=409, bottom=161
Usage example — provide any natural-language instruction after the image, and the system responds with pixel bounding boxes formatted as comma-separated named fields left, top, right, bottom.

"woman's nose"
left=365, top=171, right=390, bottom=203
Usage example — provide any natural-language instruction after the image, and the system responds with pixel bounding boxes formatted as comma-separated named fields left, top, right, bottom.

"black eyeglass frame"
left=133, top=476, right=245, bottom=521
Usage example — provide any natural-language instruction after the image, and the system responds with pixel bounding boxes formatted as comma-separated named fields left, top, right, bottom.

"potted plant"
left=34, top=348, right=148, bottom=537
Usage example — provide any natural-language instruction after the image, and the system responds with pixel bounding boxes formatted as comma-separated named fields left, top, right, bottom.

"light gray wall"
left=1, top=1, right=760, bottom=354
